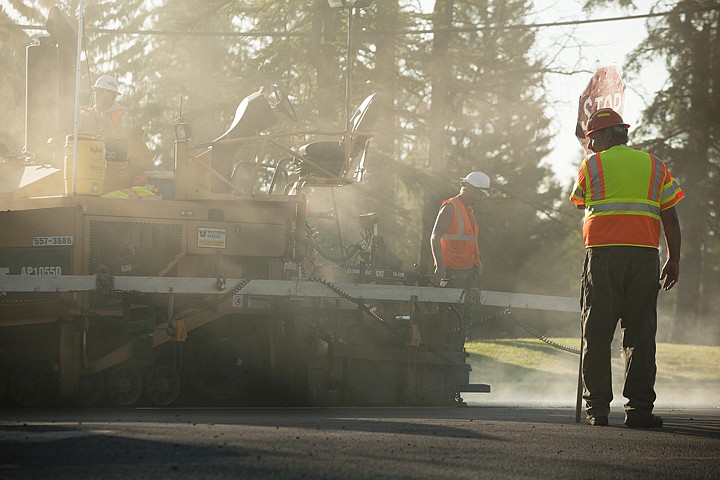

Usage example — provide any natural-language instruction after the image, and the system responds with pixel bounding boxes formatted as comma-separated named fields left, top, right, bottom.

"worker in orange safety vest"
left=431, top=171, right=490, bottom=288
left=81, top=74, right=134, bottom=132
left=570, top=108, right=684, bottom=429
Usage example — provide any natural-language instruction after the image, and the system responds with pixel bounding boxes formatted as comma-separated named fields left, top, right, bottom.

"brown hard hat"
left=586, top=108, right=630, bottom=136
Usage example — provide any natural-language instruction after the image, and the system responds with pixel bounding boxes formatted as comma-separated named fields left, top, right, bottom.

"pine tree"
left=632, top=1, right=719, bottom=343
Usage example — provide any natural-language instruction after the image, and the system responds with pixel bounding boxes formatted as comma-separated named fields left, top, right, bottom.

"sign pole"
left=71, top=0, right=86, bottom=196
left=575, top=336, right=584, bottom=423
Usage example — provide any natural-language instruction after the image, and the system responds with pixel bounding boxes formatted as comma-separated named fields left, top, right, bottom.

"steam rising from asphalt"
left=465, top=346, right=720, bottom=409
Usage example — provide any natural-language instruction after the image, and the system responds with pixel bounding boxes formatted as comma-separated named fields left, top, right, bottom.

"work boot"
left=625, top=414, right=663, bottom=428
left=586, top=415, right=608, bottom=426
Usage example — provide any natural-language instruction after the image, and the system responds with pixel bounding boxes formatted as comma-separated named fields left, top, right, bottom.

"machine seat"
left=298, top=141, right=345, bottom=177
left=296, top=92, right=382, bottom=180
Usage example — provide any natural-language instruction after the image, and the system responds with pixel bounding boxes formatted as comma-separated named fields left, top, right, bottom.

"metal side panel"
left=84, top=216, right=186, bottom=311
left=0, top=275, right=579, bottom=312
left=0, top=205, right=77, bottom=250
left=0, top=275, right=96, bottom=291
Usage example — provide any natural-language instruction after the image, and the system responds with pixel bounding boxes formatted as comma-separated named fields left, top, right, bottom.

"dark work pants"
left=444, top=267, right=479, bottom=350
left=445, top=267, right=479, bottom=289
left=580, top=246, right=660, bottom=417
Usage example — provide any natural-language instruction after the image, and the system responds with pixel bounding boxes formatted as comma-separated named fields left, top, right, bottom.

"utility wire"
left=2, top=7, right=717, bottom=37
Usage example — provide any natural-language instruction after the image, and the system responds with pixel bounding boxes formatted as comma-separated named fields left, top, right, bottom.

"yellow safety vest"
left=101, top=185, right=161, bottom=200
left=570, top=145, right=684, bottom=248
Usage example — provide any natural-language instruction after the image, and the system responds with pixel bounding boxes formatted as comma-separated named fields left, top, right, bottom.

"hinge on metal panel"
left=465, top=288, right=480, bottom=305
left=96, top=274, right=114, bottom=294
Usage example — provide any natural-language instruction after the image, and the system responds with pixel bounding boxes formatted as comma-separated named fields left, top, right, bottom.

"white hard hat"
left=460, top=171, right=490, bottom=189
left=92, top=74, right=120, bottom=95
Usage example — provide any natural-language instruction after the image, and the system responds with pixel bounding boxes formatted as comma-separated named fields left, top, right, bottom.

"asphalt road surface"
left=1, top=406, right=718, bottom=480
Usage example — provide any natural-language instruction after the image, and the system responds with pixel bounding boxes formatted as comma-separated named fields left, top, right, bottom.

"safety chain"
left=0, top=277, right=247, bottom=324
left=0, top=292, right=64, bottom=305
left=171, top=277, right=252, bottom=322
left=27, top=278, right=253, bottom=325
left=505, top=309, right=580, bottom=355
left=54, top=294, right=103, bottom=319
left=449, top=307, right=512, bottom=333
left=306, top=278, right=580, bottom=354
left=307, top=276, right=402, bottom=336
left=4, top=291, right=158, bottom=330
left=449, top=307, right=581, bottom=355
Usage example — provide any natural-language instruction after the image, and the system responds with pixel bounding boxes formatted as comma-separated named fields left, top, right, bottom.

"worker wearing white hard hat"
left=431, top=171, right=490, bottom=288
left=81, top=74, right=134, bottom=131
left=459, top=171, right=491, bottom=190
left=93, top=74, right=121, bottom=94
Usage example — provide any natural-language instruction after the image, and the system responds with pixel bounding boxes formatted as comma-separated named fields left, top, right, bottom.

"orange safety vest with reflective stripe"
left=82, top=107, right=127, bottom=128
left=440, top=196, right=480, bottom=269
left=569, top=145, right=684, bottom=248
left=109, top=108, right=126, bottom=125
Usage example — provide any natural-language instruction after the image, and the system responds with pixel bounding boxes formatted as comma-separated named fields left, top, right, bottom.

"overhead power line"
left=1, top=7, right=717, bottom=38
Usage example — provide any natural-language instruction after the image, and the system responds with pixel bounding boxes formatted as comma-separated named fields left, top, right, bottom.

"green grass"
left=464, top=338, right=720, bottom=407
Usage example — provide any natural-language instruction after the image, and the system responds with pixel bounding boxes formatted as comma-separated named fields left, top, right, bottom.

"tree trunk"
left=371, top=1, right=401, bottom=261
left=672, top=15, right=712, bottom=343
left=311, top=2, right=342, bottom=126
left=419, top=0, right=455, bottom=273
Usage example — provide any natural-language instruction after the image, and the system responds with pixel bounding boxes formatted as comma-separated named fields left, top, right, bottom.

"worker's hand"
left=660, top=259, right=680, bottom=291
left=432, top=266, right=446, bottom=286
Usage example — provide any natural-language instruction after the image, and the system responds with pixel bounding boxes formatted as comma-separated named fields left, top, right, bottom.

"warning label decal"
left=197, top=227, right=227, bottom=249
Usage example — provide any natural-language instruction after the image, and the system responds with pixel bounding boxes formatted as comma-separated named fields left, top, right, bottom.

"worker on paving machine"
left=431, top=171, right=491, bottom=288
left=81, top=74, right=134, bottom=131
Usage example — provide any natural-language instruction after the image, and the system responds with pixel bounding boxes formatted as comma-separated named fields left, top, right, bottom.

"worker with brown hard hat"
left=431, top=171, right=490, bottom=288
left=81, top=74, right=134, bottom=131
left=570, top=107, right=685, bottom=428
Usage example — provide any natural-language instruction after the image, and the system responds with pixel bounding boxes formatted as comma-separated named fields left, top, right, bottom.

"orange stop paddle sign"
left=575, top=65, right=626, bottom=154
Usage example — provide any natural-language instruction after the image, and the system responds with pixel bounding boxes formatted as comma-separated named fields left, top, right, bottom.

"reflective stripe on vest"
left=443, top=198, right=476, bottom=241
left=587, top=202, right=661, bottom=217
left=82, top=107, right=125, bottom=127
left=661, top=178, right=682, bottom=204
left=110, top=108, right=125, bottom=125
left=584, top=149, right=664, bottom=219
left=585, top=153, right=605, bottom=202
